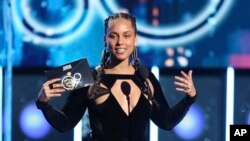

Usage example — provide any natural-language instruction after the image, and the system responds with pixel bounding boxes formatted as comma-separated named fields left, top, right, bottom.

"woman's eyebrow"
left=109, top=30, right=133, bottom=34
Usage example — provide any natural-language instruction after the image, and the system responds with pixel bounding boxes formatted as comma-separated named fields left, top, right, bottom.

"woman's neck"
left=105, top=60, right=135, bottom=74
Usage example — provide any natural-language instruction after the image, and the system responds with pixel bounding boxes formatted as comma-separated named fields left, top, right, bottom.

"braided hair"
left=89, top=12, right=159, bottom=108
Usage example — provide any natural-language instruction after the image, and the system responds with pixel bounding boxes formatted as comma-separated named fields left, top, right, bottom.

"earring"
left=132, top=47, right=140, bottom=70
left=133, top=46, right=138, bottom=60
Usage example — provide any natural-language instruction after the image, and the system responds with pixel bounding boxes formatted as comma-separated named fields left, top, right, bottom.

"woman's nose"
left=117, top=37, right=124, bottom=45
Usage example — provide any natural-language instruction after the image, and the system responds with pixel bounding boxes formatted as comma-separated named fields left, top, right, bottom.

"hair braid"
left=104, top=12, right=137, bottom=35
left=89, top=49, right=107, bottom=100
left=92, top=12, right=159, bottom=108
left=132, top=47, right=159, bottom=108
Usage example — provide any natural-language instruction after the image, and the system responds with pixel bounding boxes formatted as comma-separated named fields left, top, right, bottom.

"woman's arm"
left=36, top=86, right=89, bottom=132
left=149, top=72, right=197, bottom=130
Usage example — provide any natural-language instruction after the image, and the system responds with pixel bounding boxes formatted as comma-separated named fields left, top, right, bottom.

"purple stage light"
left=174, top=104, right=204, bottom=140
left=19, top=102, right=51, bottom=139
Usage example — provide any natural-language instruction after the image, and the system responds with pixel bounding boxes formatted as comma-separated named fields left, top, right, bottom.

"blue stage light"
left=19, top=102, right=51, bottom=139
left=248, top=112, right=250, bottom=124
left=173, top=104, right=204, bottom=140
left=12, top=0, right=94, bottom=45
left=97, top=0, right=234, bottom=47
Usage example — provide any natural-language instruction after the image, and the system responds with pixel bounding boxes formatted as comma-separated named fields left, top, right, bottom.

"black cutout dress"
left=36, top=70, right=196, bottom=141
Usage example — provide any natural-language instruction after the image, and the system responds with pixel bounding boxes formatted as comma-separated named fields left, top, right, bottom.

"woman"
left=36, top=12, right=197, bottom=141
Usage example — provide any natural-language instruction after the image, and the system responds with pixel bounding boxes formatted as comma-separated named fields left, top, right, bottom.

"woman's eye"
left=124, top=34, right=131, bottom=38
left=109, top=34, right=117, bottom=39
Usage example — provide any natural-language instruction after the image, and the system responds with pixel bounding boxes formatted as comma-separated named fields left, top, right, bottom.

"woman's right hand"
left=37, top=78, right=65, bottom=102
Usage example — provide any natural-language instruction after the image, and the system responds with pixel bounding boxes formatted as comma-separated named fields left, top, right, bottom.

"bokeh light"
left=174, top=104, right=204, bottom=140
left=19, top=102, right=51, bottom=139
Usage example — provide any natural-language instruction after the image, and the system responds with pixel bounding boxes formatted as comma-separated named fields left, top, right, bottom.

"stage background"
left=0, top=0, right=248, bottom=69
left=1, top=0, right=250, bottom=141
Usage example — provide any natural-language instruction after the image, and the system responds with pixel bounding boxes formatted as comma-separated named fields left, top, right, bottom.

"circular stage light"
left=97, top=0, right=234, bottom=47
left=19, top=102, right=51, bottom=139
left=21, top=0, right=83, bottom=35
left=12, top=0, right=94, bottom=45
left=173, top=104, right=204, bottom=140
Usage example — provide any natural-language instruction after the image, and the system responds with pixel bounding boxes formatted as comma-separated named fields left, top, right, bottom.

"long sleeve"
left=35, top=86, right=89, bottom=132
left=149, top=72, right=197, bottom=130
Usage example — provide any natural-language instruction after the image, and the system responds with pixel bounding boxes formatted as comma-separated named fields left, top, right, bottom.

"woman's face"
left=105, top=18, right=136, bottom=62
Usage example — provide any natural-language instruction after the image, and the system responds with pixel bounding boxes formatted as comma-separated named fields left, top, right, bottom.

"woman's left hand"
left=174, top=70, right=196, bottom=97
